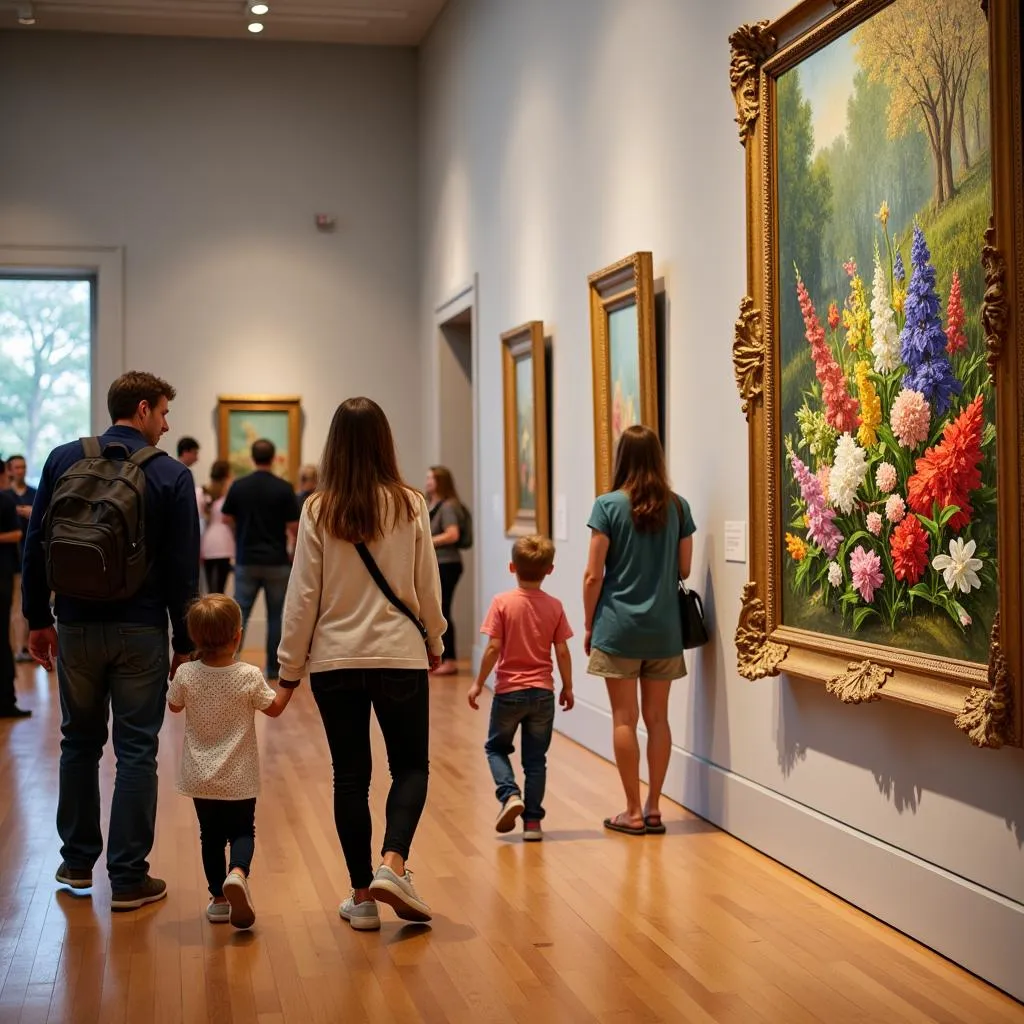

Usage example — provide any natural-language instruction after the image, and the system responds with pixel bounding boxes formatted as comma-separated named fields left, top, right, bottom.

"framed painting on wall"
left=501, top=321, right=550, bottom=537
left=217, top=395, right=302, bottom=485
left=729, top=0, right=1023, bottom=746
left=589, top=251, right=658, bottom=494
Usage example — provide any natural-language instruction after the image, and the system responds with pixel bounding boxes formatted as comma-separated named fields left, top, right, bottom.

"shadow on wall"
left=775, top=670, right=1024, bottom=846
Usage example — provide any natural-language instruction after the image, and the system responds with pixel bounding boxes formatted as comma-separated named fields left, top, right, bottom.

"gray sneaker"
left=110, top=875, right=167, bottom=911
left=206, top=900, right=231, bottom=924
left=368, top=866, right=431, bottom=922
left=339, top=893, right=381, bottom=931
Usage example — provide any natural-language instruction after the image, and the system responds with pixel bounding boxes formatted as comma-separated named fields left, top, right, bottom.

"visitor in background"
left=582, top=425, right=695, bottom=837
left=426, top=465, right=463, bottom=676
left=201, top=460, right=234, bottom=594
left=296, top=464, right=318, bottom=509
left=222, top=439, right=299, bottom=681
left=23, top=371, right=200, bottom=907
left=278, top=397, right=445, bottom=931
left=0, top=456, right=29, bottom=718
left=177, top=437, right=200, bottom=468
left=5, top=454, right=35, bottom=663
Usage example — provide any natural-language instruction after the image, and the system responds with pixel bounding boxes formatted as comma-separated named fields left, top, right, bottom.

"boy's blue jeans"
left=484, top=689, right=555, bottom=822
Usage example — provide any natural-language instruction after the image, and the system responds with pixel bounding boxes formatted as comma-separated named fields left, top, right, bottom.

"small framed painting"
left=501, top=321, right=550, bottom=537
left=217, top=395, right=302, bottom=485
left=588, top=251, right=658, bottom=494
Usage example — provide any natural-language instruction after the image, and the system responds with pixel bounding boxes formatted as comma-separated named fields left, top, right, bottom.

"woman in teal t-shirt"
left=583, top=425, right=696, bottom=837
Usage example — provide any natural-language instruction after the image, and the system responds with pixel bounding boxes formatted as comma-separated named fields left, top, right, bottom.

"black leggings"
left=437, top=562, right=463, bottom=663
left=204, top=558, right=232, bottom=594
left=193, top=797, right=256, bottom=896
left=311, top=668, right=429, bottom=890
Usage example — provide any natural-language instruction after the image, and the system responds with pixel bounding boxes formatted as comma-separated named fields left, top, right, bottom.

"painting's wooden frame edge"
left=216, top=394, right=303, bottom=486
left=727, top=0, right=1023, bottom=748
left=588, top=251, right=658, bottom=496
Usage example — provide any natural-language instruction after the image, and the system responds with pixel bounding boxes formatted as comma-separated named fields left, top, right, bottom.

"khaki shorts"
left=588, top=648, right=687, bottom=681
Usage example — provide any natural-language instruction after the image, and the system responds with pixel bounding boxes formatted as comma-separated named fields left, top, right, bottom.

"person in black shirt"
left=5, top=454, right=36, bottom=662
left=221, top=439, right=299, bottom=681
left=0, top=457, right=29, bottom=718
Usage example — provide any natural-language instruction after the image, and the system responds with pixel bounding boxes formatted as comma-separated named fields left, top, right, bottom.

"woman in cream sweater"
left=277, top=397, right=446, bottom=931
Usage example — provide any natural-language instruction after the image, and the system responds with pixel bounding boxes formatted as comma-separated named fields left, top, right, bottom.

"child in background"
left=168, top=594, right=294, bottom=928
left=468, top=536, right=574, bottom=841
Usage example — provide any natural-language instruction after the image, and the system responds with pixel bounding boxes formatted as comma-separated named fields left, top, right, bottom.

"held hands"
left=28, top=627, right=58, bottom=672
left=169, top=652, right=191, bottom=680
left=467, top=680, right=484, bottom=710
left=559, top=686, right=575, bottom=711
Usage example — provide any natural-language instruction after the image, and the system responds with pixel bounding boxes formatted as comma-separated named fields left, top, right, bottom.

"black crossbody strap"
left=672, top=494, right=691, bottom=595
left=354, top=542, right=428, bottom=641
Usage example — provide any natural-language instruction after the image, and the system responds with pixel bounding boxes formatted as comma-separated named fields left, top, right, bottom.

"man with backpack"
left=22, top=371, right=200, bottom=911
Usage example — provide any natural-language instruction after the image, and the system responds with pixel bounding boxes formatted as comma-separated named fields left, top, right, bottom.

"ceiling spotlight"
left=247, top=21, right=264, bottom=33
left=17, top=2, right=35, bottom=25
left=247, top=1, right=269, bottom=15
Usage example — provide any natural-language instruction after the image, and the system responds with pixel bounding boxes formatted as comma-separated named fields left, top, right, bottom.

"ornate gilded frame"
left=501, top=321, right=550, bottom=538
left=729, top=0, right=1023, bottom=746
left=588, top=252, right=658, bottom=494
left=216, top=394, right=302, bottom=485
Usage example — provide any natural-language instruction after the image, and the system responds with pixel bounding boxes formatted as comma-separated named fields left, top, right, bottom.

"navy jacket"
left=22, top=426, right=200, bottom=654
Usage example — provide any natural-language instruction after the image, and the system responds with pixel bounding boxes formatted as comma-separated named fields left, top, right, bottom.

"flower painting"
left=776, top=0, right=996, bottom=661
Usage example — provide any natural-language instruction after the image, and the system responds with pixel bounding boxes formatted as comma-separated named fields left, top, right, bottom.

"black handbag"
left=672, top=496, right=709, bottom=649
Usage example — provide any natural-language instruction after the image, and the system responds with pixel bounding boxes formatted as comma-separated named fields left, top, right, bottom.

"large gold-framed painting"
left=217, top=395, right=302, bottom=485
left=729, top=0, right=1023, bottom=746
left=589, top=252, right=658, bottom=494
left=501, top=321, right=550, bottom=537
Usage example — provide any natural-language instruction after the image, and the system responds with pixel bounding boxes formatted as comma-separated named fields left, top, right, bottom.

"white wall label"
left=724, top=520, right=747, bottom=563
left=554, top=494, right=568, bottom=541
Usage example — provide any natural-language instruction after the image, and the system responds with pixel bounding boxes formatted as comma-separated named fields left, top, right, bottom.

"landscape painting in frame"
left=217, top=396, right=302, bottom=485
left=776, top=0, right=995, bottom=662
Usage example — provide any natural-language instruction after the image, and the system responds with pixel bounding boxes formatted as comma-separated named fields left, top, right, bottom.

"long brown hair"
left=205, top=459, right=231, bottom=502
left=429, top=465, right=460, bottom=504
left=611, top=425, right=671, bottom=533
left=316, top=397, right=417, bottom=542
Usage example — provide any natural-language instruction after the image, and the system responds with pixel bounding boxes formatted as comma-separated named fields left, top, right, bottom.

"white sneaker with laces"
left=369, top=866, right=432, bottom=922
left=339, top=893, right=381, bottom=931
left=222, top=872, right=256, bottom=930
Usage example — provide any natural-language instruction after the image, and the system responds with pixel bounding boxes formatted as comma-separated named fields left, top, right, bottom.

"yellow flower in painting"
left=876, top=201, right=890, bottom=227
left=892, top=283, right=906, bottom=315
left=802, top=513, right=810, bottom=529
left=855, top=360, right=882, bottom=448
left=842, top=262, right=874, bottom=354
left=785, top=532, right=808, bottom=562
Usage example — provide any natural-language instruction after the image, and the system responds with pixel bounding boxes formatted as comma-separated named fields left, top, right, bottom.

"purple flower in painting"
left=893, top=249, right=905, bottom=284
left=899, top=225, right=961, bottom=416
left=790, top=452, right=843, bottom=558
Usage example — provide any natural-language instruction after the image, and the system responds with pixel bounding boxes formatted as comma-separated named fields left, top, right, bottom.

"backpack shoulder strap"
left=128, top=446, right=167, bottom=468
left=354, top=542, right=429, bottom=641
left=80, top=437, right=102, bottom=459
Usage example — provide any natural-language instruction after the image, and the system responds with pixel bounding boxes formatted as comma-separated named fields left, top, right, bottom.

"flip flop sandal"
left=603, top=815, right=646, bottom=836
left=644, top=815, right=667, bottom=835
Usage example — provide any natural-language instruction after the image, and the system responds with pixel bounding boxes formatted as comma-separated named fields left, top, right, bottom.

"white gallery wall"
left=0, top=31, right=422, bottom=480
left=418, top=0, right=1024, bottom=998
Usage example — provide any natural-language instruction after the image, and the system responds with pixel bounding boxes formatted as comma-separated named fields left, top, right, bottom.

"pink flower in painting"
left=875, top=462, right=898, bottom=494
left=890, top=389, right=931, bottom=449
left=849, top=546, right=884, bottom=603
left=885, top=494, right=907, bottom=524
left=866, top=512, right=883, bottom=536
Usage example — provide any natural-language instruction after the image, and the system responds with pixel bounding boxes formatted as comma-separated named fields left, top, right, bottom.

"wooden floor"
left=1, top=660, right=1022, bottom=1024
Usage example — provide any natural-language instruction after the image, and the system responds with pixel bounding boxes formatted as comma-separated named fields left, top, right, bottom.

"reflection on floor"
left=1, top=658, right=1021, bottom=1023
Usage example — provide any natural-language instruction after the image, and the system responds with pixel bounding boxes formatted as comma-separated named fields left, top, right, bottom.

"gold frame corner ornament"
left=955, top=614, right=1016, bottom=749
left=733, top=296, right=765, bottom=419
left=825, top=661, right=892, bottom=705
left=735, top=582, right=789, bottom=680
left=980, top=217, right=1008, bottom=379
left=727, top=20, right=777, bottom=146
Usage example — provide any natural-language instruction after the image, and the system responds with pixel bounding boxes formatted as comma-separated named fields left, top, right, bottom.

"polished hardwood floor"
left=1, top=658, right=1022, bottom=1024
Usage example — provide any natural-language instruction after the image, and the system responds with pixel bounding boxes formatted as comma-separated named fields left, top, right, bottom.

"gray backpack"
left=45, top=437, right=166, bottom=601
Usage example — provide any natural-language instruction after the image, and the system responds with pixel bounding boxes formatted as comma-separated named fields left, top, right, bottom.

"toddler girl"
left=168, top=593, right=293, bottom=928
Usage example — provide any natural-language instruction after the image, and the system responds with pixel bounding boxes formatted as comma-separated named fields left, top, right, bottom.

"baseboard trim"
left=556, top=699, right=1024, bottom=1003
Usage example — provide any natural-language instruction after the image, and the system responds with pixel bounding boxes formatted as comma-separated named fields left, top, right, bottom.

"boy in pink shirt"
left=468, top=536, right=574, bottom=841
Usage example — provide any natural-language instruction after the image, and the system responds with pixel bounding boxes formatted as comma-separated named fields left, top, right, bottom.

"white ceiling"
left=0, top=0, right=449, bottom=45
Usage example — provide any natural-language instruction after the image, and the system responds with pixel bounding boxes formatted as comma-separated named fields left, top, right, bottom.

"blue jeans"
left=56, top=622, right=169, bottom=889
left=484, top=690, right=555, bottom=822
left=234, top=564, right=291, bottom=679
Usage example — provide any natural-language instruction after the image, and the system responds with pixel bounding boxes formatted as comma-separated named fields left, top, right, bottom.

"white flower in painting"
left=829, top=433, right=869, bottom=514
left=871, top=251, right=900, bottom=374
left=931, top=537, right=983, bottom=595
left=827, top=561, right=843, bottom=587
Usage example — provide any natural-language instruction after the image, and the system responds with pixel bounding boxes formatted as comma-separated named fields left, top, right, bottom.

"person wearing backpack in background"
left=425, top=465, right=470, bottom=677
left=22, top=371, right=200, bottom=911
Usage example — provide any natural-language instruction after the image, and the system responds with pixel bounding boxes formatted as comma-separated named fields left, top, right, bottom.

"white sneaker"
left=339, top=893, right=381, bottom=931
left=496, top=795, right=525, bottom=834
left=222, top=872, right=256, bottom=930
left=369, top=866, right=432, bottom=922
left=206, top=899, right=231, bottom=923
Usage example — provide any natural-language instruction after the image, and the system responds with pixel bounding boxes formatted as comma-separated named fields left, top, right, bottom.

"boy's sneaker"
left=222, top=872, right=256, bottom=929
left=206, top=900, right=231, bottom=923
left=369, top=866, right=432, bottom=922
left=523, top=820, right=543, bottom=842
left=339, top=893, right=381, bottom=931
left=110, top=876, right=167, bottom=911
left=496, top=795, right=525, bottom=834
left=55, top=862, right=93, bottom=889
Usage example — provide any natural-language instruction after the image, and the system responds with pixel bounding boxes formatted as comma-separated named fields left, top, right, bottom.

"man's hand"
left=169, top=652, right=191, bottom=680
left=559, top=686, right=575, bottom=711
left=29, top=627, right=58, bottom=672
left=467, top=681, right=484, bottom=710
left=16, top=505, right=32, bottom=520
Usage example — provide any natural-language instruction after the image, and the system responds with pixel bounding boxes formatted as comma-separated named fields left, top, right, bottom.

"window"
left=0, top=275, right=93, bottom=484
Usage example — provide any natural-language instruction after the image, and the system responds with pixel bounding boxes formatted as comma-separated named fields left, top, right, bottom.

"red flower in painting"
left=906, top=395, right=985, bottom=532
left=945, top=269, right=967, bottom=355
left=889, top=514, right=930, bottom=584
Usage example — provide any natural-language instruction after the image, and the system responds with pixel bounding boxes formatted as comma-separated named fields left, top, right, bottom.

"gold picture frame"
left=501, top=321, right=550, bottom=537
left=216, top=395, right=302, bottom=485
left=588, top=252, right=658, bottom=494
left=729, top=0, right=1023, bottom=746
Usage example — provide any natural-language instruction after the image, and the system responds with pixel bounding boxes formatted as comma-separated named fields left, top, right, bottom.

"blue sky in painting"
left=794, top=29, right=859, bottom=156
